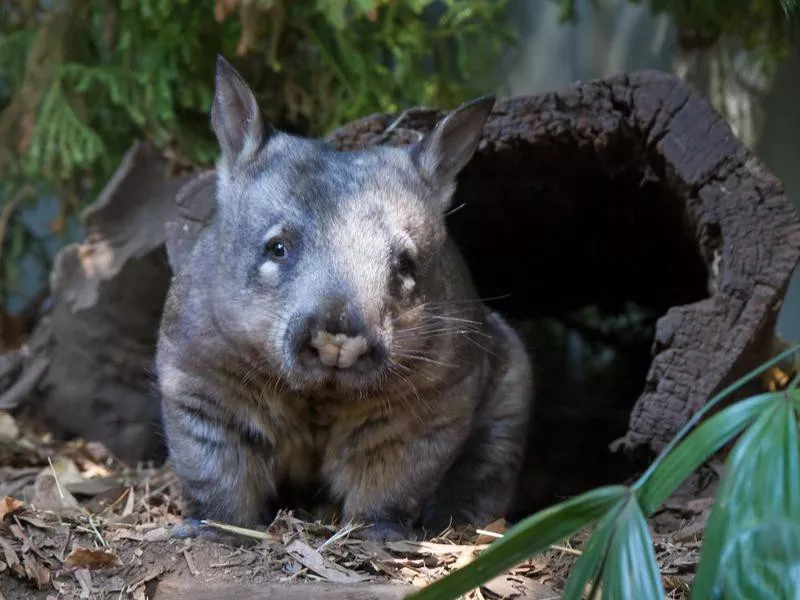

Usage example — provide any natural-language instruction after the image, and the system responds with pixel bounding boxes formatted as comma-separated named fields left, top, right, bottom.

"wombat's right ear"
left=410, top=95, right=494, bottom=201
left=211, top=55, right=270, bottom=170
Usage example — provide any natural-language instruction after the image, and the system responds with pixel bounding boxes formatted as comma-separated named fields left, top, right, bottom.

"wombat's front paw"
left=357, top=521, right=418, bottom=542
left=170, top=518, right=258, bottom=547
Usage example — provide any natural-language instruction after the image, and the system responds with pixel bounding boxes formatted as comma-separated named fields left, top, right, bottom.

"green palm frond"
left=407, top=344, right=800, bottom=600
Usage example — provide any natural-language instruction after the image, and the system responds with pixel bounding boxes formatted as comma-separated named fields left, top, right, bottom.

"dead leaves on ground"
left=0, top=410, right=710, bottom=599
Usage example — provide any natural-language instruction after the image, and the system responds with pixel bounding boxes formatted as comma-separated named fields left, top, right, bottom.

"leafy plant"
left=0, top=0, right=514, bottom=304
left=406, top=342, right=800, bottom=599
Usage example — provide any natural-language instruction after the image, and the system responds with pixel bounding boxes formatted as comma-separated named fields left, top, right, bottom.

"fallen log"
left=3, top=69, right=799, bottom=475
left=0, top=142, right=193, bottom=463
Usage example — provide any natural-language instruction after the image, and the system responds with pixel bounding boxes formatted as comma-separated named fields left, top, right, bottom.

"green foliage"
left=0, top=0, right=514, bottom=303
left=407, top=343, right=800, bottom=600
left=552, top=0, right=797, bottom=61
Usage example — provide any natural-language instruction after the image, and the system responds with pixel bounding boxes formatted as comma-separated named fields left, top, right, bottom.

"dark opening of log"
left=449, top=138, right=710, bottom=319
left=444, top=132, right=710, bottom=515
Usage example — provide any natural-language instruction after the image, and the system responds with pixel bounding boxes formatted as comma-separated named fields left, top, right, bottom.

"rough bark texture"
left=3, top=70, right=799, bottom=465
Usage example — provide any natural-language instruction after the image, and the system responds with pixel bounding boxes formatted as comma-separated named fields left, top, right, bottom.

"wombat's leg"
left=422, top=314, right=533, bottom=535
left=326, top=410, right=475, bottom=542
left=162, top=391, right=277, bottom=541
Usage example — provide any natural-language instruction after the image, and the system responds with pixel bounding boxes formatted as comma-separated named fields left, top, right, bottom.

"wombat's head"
left=207, top=56, right=492, bottom=393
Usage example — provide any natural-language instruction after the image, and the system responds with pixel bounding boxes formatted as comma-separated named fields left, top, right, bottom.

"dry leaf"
left=48, top=457, right=85, bottom=488
left=142, top=527, right=171, bottom=542
left=0, top=496, right=24, bottom=521
left=475, top=518, right=507, bottom=544
left=16, top=514, right=51, bottom=529
left=31, top=472, right=81, bottom=516
left=63, top=546, right=122, bottom=570
left=482, top=574, right=558, bottom=599
left=285, top=539, right=369, bottom=583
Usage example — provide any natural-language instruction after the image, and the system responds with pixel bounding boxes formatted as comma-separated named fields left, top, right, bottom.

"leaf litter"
left=0, top=408, right=718, bottom=599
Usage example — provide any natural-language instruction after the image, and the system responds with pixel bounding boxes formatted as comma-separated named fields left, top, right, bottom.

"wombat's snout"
left=291, top=299, right=384, bottom=371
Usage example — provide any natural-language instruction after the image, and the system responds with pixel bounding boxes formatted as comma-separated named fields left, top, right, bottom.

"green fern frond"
left=26, top=80, right=104, bottom=180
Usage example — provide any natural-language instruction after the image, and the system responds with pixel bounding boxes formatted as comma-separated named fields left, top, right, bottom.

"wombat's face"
left=206, top=57, right=493, bottom=393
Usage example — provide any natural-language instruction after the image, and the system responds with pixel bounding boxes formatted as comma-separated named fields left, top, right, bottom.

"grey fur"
left=156, top=56, right=533, bottom=540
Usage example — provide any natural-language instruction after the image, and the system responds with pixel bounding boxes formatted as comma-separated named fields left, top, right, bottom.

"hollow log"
left=3, top=70, right=799, bottom=471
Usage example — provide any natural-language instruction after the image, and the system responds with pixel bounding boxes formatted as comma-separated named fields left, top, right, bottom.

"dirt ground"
left=0, top=408, right=716, bottom=600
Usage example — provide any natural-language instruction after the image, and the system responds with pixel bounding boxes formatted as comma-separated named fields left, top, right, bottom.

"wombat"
left=156, top=56, right=533, bottom=542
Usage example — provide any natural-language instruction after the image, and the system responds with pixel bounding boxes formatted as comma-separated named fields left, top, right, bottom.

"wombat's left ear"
left=410, top=95, right=494, bottom=193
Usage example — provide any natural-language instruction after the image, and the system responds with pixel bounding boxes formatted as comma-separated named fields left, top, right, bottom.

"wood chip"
left=183, top=549, right=198, bottom=576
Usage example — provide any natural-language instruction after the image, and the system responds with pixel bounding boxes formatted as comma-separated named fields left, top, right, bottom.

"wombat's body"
left=156, top=57, right=533, bottom=541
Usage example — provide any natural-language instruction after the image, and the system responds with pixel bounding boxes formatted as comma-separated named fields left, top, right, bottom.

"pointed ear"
left=211, top=55, right=269, bottom=170
left=411, top=95, right=494, bottom=189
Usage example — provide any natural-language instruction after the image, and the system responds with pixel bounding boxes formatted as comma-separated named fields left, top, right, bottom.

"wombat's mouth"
left=286, top=361, right=390, bottom=396
left=282, top=334, right=391, bottom=395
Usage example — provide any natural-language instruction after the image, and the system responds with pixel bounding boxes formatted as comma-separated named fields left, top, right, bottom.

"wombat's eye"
left=264, top=238, right=289, bottom=262
left=397, top=250, right=416, bottom=278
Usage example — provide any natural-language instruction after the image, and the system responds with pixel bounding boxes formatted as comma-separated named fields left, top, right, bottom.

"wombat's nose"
left=303, top=302, right=374, bottom=369
left=309, top=331, right=370, bottom=369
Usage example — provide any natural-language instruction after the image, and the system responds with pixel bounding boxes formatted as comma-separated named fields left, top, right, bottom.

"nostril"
left=336, top=336, right=369, bottom=369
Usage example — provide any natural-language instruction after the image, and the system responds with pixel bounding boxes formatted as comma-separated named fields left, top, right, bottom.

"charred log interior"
left=444, top=136, right=711, bottom=516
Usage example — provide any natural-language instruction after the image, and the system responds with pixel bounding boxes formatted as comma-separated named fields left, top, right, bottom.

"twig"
left=550, top=544, right=582, bottom=557
left=318, top=520, right=365, bottom=549
left=47, top=456, right=67, bottom=502
left=84, top=514, right=107, bottom=548
left=201, top=519, right=280, bottom=541
left=474, top=529, right=503, bottom=540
